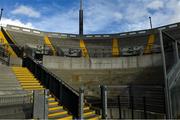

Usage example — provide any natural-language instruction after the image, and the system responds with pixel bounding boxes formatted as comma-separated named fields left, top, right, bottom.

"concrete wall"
left=9, top=57, right=22, bottom=66
left=43, top=54, right=162, bottom=70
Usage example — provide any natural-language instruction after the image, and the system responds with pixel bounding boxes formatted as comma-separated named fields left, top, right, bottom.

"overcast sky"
left=0, top=0, right=180, bottom=34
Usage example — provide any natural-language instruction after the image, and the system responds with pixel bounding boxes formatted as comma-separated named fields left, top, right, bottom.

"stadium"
left=0, top=0, right=180, bottom=119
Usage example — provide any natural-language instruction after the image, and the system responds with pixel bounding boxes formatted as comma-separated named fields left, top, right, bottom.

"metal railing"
left=98, top=85, right=165, bottom=119
left=22, top=56, right=80, bottom=118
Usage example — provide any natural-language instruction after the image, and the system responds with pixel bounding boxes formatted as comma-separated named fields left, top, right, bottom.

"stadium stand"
left=6, top=30, right=44, bottom=47
left=49, top=37, right=81, bottom=57
left=0, top=22, right=180, bottom=119
left=84, top=39, right=112, bottom=57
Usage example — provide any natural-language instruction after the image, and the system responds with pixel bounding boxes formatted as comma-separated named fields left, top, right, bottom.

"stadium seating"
left=1, top=22, right=180, bottom=119
left=84, top=39, right=112, bottom=57
left=7, top=30, right=44, bottom=46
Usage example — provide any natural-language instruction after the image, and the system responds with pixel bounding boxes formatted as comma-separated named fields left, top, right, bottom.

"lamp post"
left=79, top=0, right=83, bottom=35
left=0, top=8, right=3, bottom=22
left=0, top=8, right=3, bottom=26
left=149, top=16, right=152, bottom=29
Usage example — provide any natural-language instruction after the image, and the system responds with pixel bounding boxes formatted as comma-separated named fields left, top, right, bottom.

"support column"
left=101, top=85, right=108, bottom=119
left=79, top=87, right=84, bottom=119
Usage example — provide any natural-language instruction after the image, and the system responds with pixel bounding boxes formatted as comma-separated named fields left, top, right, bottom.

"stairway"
left=12, top=66, right=100, bottom=119
left=83, top=104, right=101, bottom=120
left=12, top=66, right=73, bottom=119
left=12, top=67, right=44, bottom=90
left=48, top=95, right=73, bottom=120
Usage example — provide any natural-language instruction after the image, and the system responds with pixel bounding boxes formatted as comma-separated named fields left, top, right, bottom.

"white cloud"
left=113, top=12, right=123, bottom=21
left=147, top=0, right=164, bottom=10
left=6, top=0, right=180, bottom=34
left=84, top=0, right=123, bottom=33
left=12, top=5, right=40, bottom=18
left=34, top=8, right=79, bottom=33
left=1, top=17, right=34, bottom=28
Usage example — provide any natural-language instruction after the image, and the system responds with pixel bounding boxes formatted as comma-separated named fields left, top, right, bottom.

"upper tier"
left=2, top=22, right=180, bottom=57
left=3, top=22, right=180, bottom=40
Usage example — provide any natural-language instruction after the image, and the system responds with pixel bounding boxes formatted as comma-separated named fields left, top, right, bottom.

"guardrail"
left=22, top=56, right=80, bottom=118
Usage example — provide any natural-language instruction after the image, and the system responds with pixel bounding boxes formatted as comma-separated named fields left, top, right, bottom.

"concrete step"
left=84, top=110, right=96, bottom=117
left=84, top=114, right=101, bottom=120
left=0, top=77, right=17, bottom=79
left=0, top=85, right=20, bottom=87
left=23, top=88, right=44, bottom=91
left=48, top=106, right=63, bottom=112
left=0, top=80, right=20, bottom=83
left=48, top=101, right=59, bottom=106
left=49, top=113, right=72, bottom=119
left=0, top=87, right=22, bottom=90
left=0, top=112, right=26, bottom=119
left=83, top=106, right=90, bottom=111
left=48, top=97, right=55, bottom=101
left=17, top=78, right=38, bottom=80
left=48, top=110, right=68, bottom=118
left=20, top=83, right=40, bottom=86
left=48, top=108, right=65, bottom=114
left=19, top=81, right=39, bottom=83
left=22, top=86, right=43, bottom=89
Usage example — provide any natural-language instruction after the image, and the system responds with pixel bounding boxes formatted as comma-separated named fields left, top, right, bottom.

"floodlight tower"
left=79, top=0, right=83, bottom=35
left=0, top=8, right=3, bottom=22
left=149, top=16, right=152, bottom=29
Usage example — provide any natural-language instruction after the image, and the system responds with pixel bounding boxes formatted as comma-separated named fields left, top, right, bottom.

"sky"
left=0, top=0, right=180, bottom=34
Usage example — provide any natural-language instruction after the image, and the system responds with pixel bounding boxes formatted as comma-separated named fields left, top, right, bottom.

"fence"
left=80, top=85, right=165, bottom=119
left=160, top=30, right=180, bottom=119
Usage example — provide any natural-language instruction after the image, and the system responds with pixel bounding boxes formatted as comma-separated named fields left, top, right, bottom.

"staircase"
left=12, top=67, right=44, bottom=90
left=12, top=66, right=73, bottom=119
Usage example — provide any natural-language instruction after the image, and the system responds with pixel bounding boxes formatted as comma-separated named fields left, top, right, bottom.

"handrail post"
left=101, top=85, right=107, bottom=119
left=131, top=96, right=134, bottom=119
left=44, top=89, right=48, bottom=119
left=79, top=87, right=84, bottom=119
left=174, top=40, right=179, bottom=63
left=7, top=53, right=10, bottom=66
left=117, top=96, right=122, bottom=119
left=143, top=96, right=147, bottom=119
